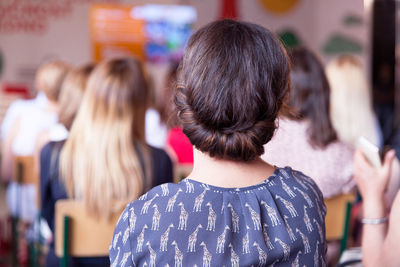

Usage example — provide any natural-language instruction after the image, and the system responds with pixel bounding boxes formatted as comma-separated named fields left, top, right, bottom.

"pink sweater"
left=262, top=118, right=355, bottom=198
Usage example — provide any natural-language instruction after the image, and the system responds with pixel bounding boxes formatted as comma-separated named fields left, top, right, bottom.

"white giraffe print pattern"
left=110, top=167, right=326, bottom=266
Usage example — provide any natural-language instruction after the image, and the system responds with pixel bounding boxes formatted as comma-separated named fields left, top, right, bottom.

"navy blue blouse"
left=109, top=167, right=326, bottom=266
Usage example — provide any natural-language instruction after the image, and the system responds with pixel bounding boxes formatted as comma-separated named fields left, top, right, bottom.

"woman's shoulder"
left=276, top=167, right=325, bottom=200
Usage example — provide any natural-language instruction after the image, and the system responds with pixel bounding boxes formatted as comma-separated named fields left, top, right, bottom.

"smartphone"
left=357, top=136, right=381, bottom=169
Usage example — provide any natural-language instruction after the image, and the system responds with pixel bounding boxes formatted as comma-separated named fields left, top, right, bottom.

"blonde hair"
left=35, top=60, right=70, bottom=101
left=60, top=57, right=150, bottom=218
left=58, top=63, right=95, bottom=130
left=326, top=55, right=380, bottom=147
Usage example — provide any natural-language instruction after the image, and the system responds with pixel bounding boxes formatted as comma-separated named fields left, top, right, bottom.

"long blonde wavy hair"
left=326, top=55, right=380, bottom=147
left=60, top=57, right=150, bottom=218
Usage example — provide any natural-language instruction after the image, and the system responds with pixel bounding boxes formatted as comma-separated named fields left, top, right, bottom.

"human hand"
left=354, top=149, right=396, bottom=202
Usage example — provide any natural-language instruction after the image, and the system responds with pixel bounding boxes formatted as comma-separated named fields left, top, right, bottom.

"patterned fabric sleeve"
left=110, top=203, right=134, bottom=267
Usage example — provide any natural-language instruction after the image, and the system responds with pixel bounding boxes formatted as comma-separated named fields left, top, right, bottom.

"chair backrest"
left=13, top=155, right=41, bottom=208
left=55, top=199, right=122, bottom=258
left=324, top=193, right=355, bottom=250
left=13, top=156, right=38, bottom=184
left=173, top=163, right=193, bottom=183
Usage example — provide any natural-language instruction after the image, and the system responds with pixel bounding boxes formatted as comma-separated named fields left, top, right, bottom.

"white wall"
left=0, top=0, right=367, bottom=118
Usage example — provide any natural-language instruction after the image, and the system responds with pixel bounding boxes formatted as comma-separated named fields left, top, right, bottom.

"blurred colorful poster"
left=90, top=4, right=196, bottom=63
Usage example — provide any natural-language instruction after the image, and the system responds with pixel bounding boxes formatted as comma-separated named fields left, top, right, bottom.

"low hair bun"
left=175, top=19, right=290, bottom=162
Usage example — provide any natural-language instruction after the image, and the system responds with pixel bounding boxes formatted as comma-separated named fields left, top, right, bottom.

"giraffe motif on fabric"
left=166, top=189, right=183, bottom=212
left=160, top=224, right=174, bottom=252
left=242, top=225, right=250, bottom=254
left=122, top=227, right=130, bottom=245
left=313, top=218, right=323, bottom=243
left=283, top=215, right=297, bottom=242
left=253, top=241, right=267, bottom=266
left=307, top=183, right=322, bottom=202
left=122, top=210, right=129, bottom=222
left=295, top=228, right=311, bottom=254
left=292, top=251, right=302, bottom=267
left=275, top=195, right=298, bottom=217
left=314, top=241, right=319, bottom=267
left=171, top=240, right=183, bottom=267
left=216, top=226, right=230, bottom=253
left=293, top=174, right=309, bottom=190
left=280, top=169, right=291, bottom=179
left=205, top=202, right=216, bottom=231
left=185, top=180, right=194, bottom=193
left=161, top=184, right=169, bottom=196
left=141, top=194, right=159, bottom=214
left=152, top=204, right=161, bottom=231
left=111, top=247, right=120, bottom=267
left=227, top=203, right=239, bottom=233
left=112, top=231, right=121, bottom=250
left=260, top=200, right=281, bottom=226
left=129, top=206, right=137, bottom=233
left=200, top=242, right=212, bottom=267
left=228, top=243, right=239, bottom=267
left=274, top=237, right=290, bottom=261
left=187, top=224, right=203, bottom=252
left=146, top=242, right=156, bottom=267
left=281, top=177, right=296, bottom=198
left=136, top=224, right=148, bottom=252
left=245, top=203, right=261, bottom=230
left=119, top=251, right=131, bottom=267
left=262, top=223, right=274, bottom=250
left=303, top=206, right=314, bottom=232
left=139, top=192, right=148, bottom=201
left=193, top=188, right=209, bottom=212
left=293, top=187, right=313, bottom=207
left=178, top=202, right=188, bottom=231
left=142, top=262, right=147, bottom=267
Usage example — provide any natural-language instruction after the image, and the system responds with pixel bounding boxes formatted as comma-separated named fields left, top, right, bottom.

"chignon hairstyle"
left=175, top=19, right=291, bottom=161
left=286, top=47, right=337, bottom=148
left=58, top=63, right=95, bottom=130
left=326, top=55, right=380, bottom=147
left=60, top=57, right=150, bottom=218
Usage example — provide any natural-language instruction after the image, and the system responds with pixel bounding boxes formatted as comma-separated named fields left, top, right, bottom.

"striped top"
left=109, top=167, right=326, bottom=266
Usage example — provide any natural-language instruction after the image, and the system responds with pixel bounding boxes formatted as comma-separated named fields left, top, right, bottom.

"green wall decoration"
left=277, top=29, right=301, bottom=48
left=343, top=14, right=363, bottom=26
left=322, top=34, right=363, bottom=54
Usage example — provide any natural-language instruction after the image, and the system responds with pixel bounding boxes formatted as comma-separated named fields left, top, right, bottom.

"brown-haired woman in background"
left=263, top=47, right=354, bottom=199
left=41, top=58, right=173, bottom=266
left=110, top=20, right=326, bottom=266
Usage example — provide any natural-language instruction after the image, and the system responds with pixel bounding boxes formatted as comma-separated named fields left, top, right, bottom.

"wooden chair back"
left=55, top=200, right=122, bottom=258
left=13, top=156, right=38, bottom=184
left=324, top=193, right=355, bottom=252
left=173, top=163, right=193, bottom=183
left=13, top=155, right=40, bottom=207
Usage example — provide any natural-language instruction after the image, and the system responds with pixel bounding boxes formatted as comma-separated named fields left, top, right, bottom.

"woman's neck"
left=186, top=148, right=275, bottom=188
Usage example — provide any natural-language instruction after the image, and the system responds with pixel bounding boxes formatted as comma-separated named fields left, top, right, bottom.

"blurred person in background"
left=39, top=63, right=94, bottom=266
left=326, top=55, right=382, bottom=149
left=110, top=20, right=326, bottom=266
left=1, top=60, right=69, bottom=222
left=326, top=55, right=400, bottom=206
left=263, top=47, right=354, bottom=199
left=44, top=57, right=172, bottom=266
left=353, top=148, right=399, bottom=266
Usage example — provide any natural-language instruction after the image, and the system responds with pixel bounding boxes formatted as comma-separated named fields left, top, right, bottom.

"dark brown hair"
left=286, top=47, right=337, bottom=148
left=175, top=19, right=290, bottom=161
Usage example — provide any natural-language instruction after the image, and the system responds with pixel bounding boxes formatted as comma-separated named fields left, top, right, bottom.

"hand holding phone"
left=357, top=136, right=381, bottom=169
